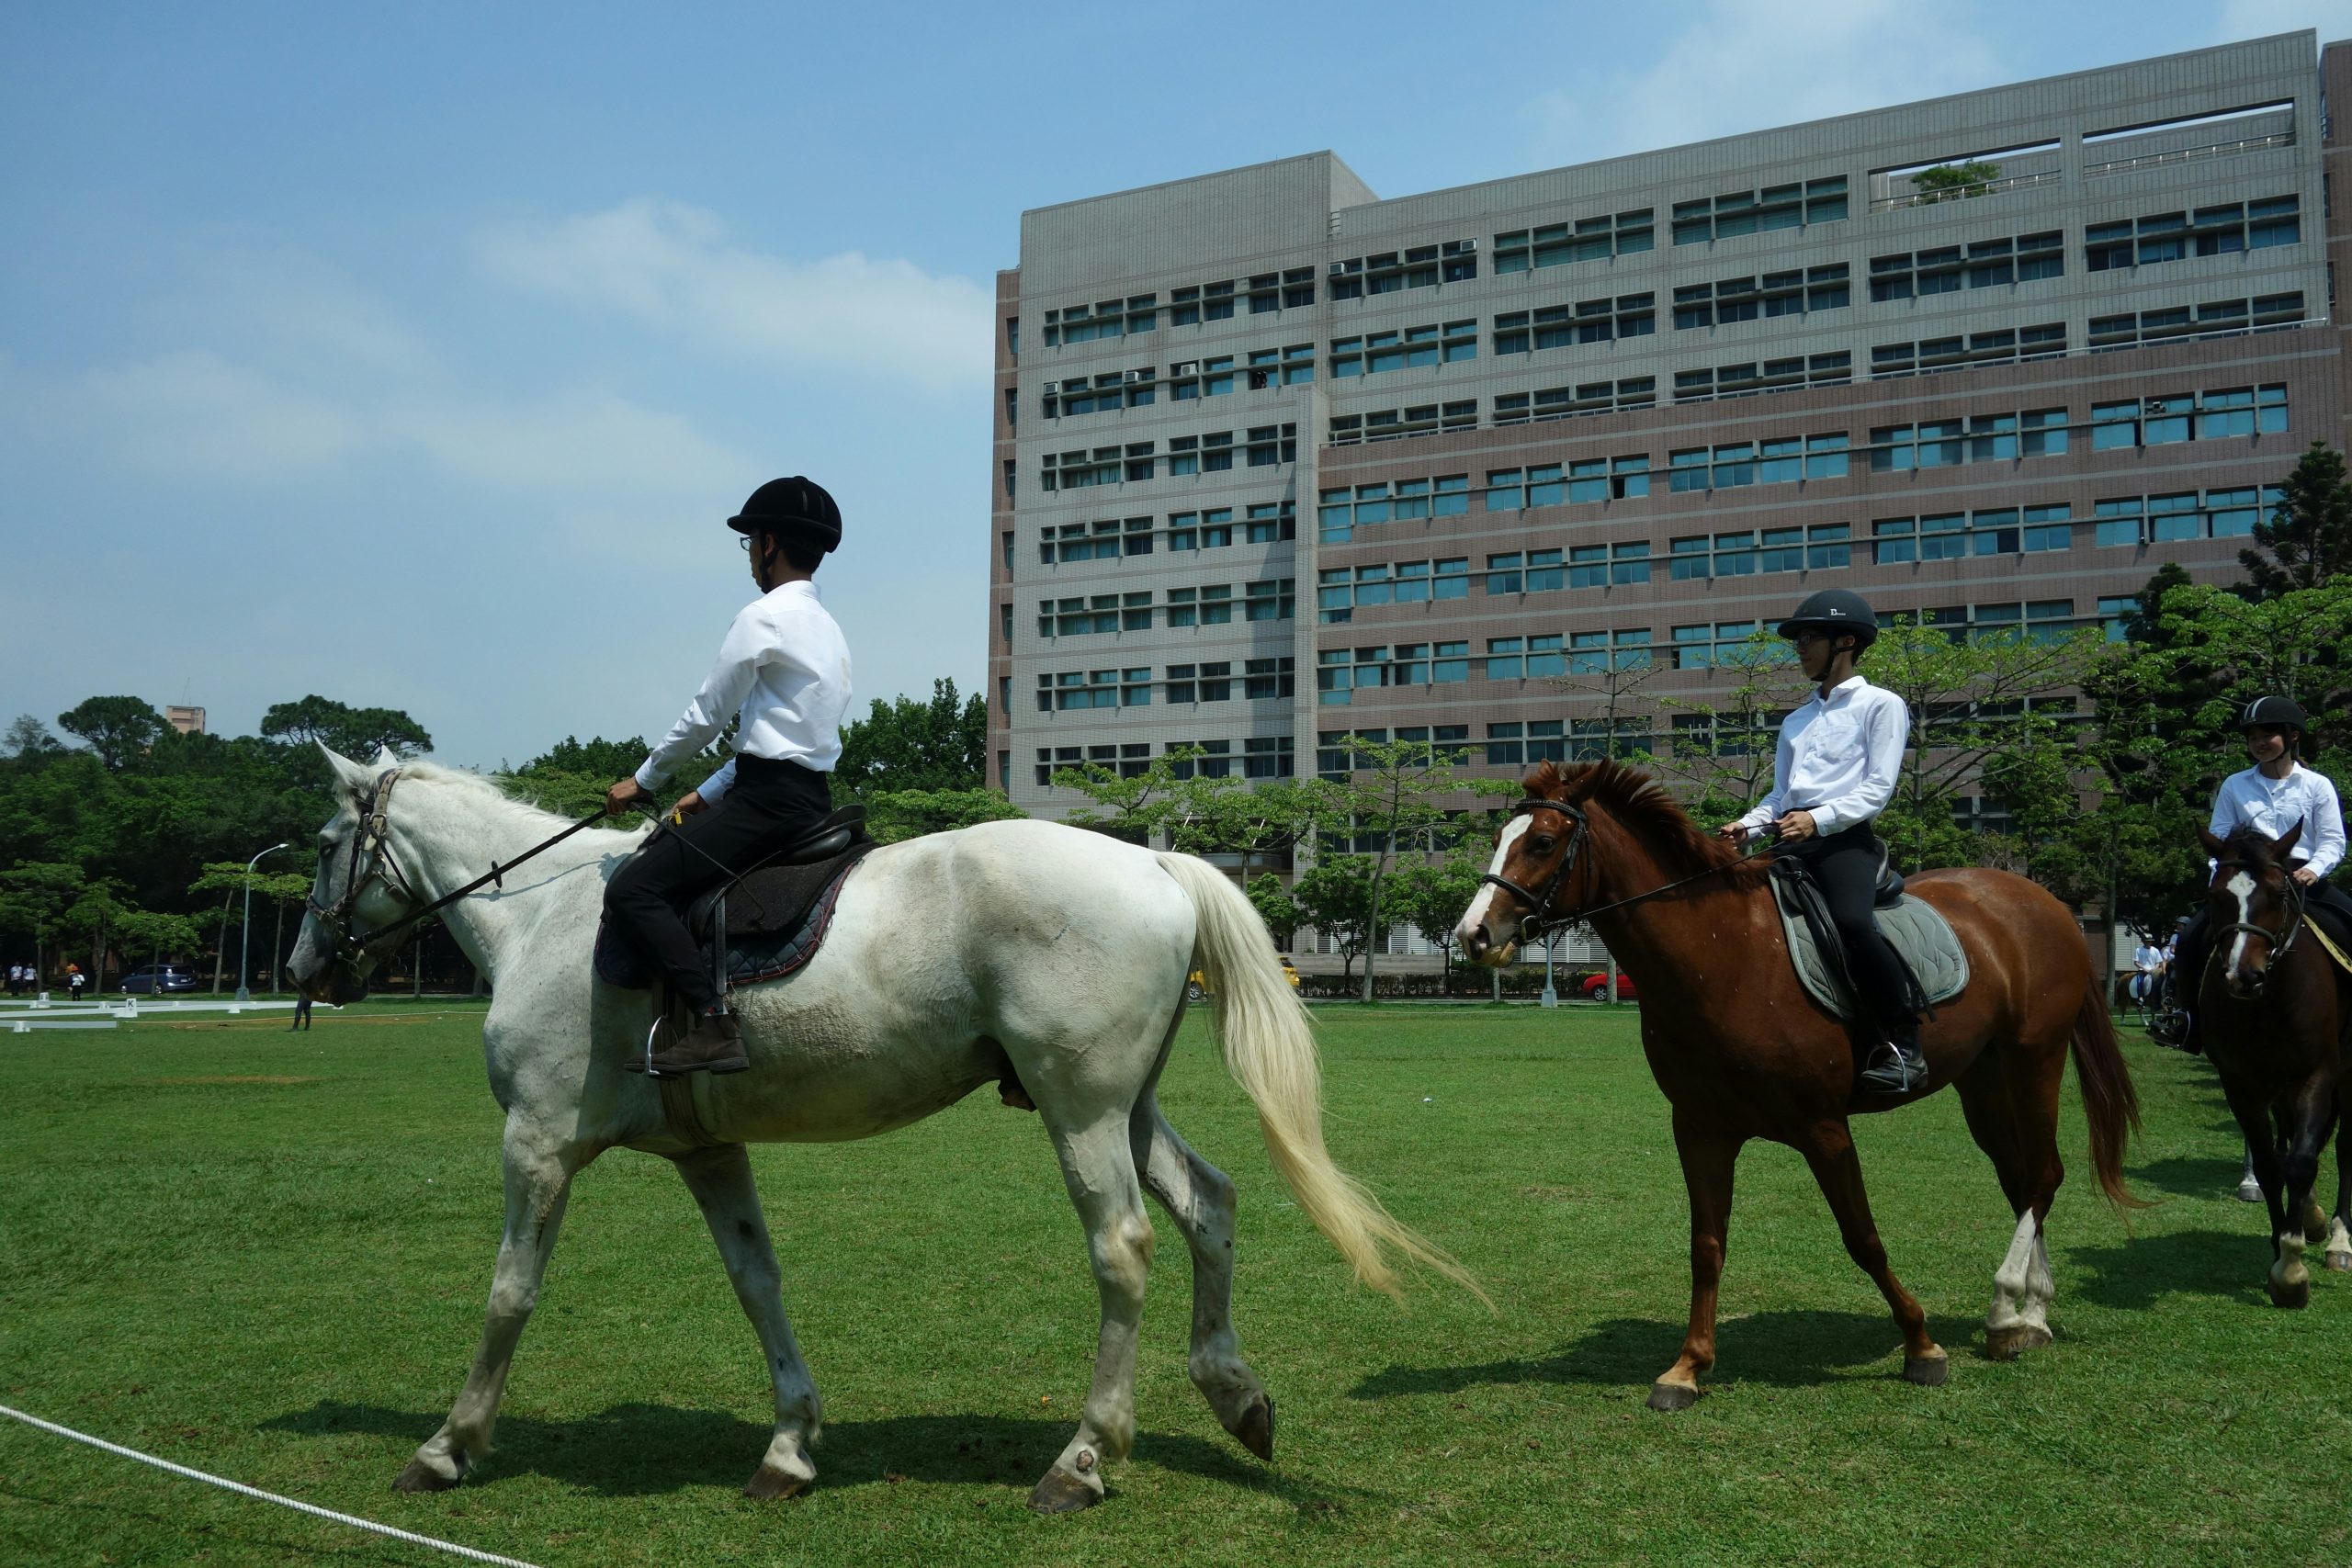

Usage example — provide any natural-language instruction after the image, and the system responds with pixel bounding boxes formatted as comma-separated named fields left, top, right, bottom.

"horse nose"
left=1463, top=925, right=1489, bottom=962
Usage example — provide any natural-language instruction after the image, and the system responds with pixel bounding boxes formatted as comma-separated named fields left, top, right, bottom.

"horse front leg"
left=2265, top=1082, right=2336, bottom=1309
left=1796, top=1118, right=1946, bottom=1385
left=1649, top=1111, right=1741, bottom=1412
left=2325, top=1090, right=2352, bottom=1273
left=671, top=1143, right=823, bottom=1497
left=1031, top=1111, right=1154, bottom=1514
left=1132, top=1095, right=1272, bottom=1459
left=395, top=1119, right=582, bottom=1491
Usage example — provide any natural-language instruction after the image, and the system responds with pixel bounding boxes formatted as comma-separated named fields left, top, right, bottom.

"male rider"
left=1715, top=589, right=1923, bottom=1096
left=603, top=477, right=851, bottom=1077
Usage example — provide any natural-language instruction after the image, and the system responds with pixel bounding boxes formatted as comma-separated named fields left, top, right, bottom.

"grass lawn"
left=3, top=1001, right=2346, bottom=1566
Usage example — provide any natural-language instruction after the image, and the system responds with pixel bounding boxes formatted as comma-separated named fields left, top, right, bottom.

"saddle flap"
left=1873, top=845, right=1906, bottom=908
left=1770, top=858, right=1967, bottom=1022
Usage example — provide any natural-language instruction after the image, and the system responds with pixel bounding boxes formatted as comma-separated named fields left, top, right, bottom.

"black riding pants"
left=2177, top=873, right=2352, bottom=1009
left=1787, top=823, right=1917, bottom=1043
left=604, top=756, right=833, bottom=1010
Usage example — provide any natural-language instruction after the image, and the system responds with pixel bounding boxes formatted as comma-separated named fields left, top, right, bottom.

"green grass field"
left=3, top=1002, right=2346, bottom=1566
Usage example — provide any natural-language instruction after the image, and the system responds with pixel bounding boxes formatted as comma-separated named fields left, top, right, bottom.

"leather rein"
left=1478, top=795, right=1771, bottom=942
left=307, top=768, right=613, bottom=968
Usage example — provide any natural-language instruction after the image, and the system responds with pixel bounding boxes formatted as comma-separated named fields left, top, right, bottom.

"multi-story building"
left=988, top=31, right=2349, bottom=890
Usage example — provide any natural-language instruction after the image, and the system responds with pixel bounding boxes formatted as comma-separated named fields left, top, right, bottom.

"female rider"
left=2171, top=695, right=2352, bottom=1055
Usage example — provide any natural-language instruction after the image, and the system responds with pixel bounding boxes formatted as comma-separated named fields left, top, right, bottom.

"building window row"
left=2088, top=291, right=2307, bottom=350
left=1871, top=324, right=2064, bottom=377
left=1165, top=658, right=1296, bottom=705
left=1666, top=526, right=1850, bottom=580
left=2085, top=195, right=2300, bottom=271
left=1317, top=728, right=1474, bottom=779
left=1871, top=409, right=2068, bottom=469
left=1495, top=209, right=1655, bottom=272
left=1330, top=321, right=1478, bottom=377
left=1034, top=577, right=1296, bottom=638
left=1868, top=232, right=2063, bottom=300
left=1674, top=265, right=1849, bottom=329
left=1674, top=352, right=1850, bottom=402
left=2089, top=385, right=2287, bottom=448
left=1870, top=505, right=2073, bottom=563
left=1317, top=559, right=1470, bottom=621
left=2091, top=486, right=2282, bottom=547
left=1329, top=241, right=1479, bottom=299
left=1317, top=476, right=1473, bottom=542
left=1494, top=294, right=1657, bottom=354
left=1328, top=400, right=1479, bottom=446
left=1668, top=434, right=1849, bottom=491
left=1672, top=177, right=1849, bottom=244
left=1494, top=378, right=1656, bottom=423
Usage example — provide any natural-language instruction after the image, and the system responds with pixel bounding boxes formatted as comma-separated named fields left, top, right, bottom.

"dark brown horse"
left=1455, top=761, right=2142, bottom=1408
left=2193, top=822, right=2352, bottom=1303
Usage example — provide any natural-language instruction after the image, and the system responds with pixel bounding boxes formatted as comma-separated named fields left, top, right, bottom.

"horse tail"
left=2070, top=977, right=2148, bottom=1210
left=1156, top=852, right=1488, bottom=1306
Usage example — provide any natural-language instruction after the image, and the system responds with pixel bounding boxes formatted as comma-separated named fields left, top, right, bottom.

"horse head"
left=1457, top=761, right=1585, bottom=965
left=287, top=745, right=424, bottom=1005
left=2198, top=819, right=2304, bottom=999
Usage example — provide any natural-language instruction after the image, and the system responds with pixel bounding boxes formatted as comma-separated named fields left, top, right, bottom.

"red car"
left=1577, top=971, right=1637, bottom=1001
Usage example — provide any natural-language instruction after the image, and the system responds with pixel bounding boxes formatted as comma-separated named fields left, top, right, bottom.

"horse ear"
left=316, top=743, right=373, bottom=798
left=1521, top=761, right=1564, bottom=798
left=2275, top=821, right=2303, bottom=860
left=2197, top=825, right=2229, bottom=860
left=372, top=744, right=401, bottom=769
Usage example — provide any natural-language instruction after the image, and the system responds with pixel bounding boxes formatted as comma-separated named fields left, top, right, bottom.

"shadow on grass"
left=260, top=1400, right=1350, bottom=1506
left=2064, top=1228, right=2268, bottom=1311
left=1349, top=1308, right=1984, bottom=1401
left=2130, top=1154, right=2256, bottom=1201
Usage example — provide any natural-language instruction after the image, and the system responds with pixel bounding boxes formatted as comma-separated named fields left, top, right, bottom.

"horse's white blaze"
left=2222, top=871, right=2256, bottom=977
left=1458, top=815, right=1531, bottom=945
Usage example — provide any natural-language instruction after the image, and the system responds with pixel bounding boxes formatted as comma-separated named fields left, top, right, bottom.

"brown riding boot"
left=630, top=1007, right=750, bottom=1077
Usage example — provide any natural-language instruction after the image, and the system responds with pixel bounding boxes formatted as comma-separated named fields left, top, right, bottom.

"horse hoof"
left=1230, top=1394, right=1275, bottom=1462
left=744, top=1463, right=812, bottom=1501
left=392, top=1458, right=462, bottom=1494
left=2325, top=1251, right=2352, bottom=1274
left=1646, top=1381, right=1700, bottom=1413
left=1903, top=1351, right=1950, bottom=1387
left=2267, top=1276, right=2312, bottom=1310
left=1028, top=1465, right=1102, bottom=1514
left=1984, top=1325, right=2051, bottom=1361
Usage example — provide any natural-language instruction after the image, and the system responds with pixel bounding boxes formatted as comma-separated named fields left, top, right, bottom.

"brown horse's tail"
left=2071, top=982, right=2148, bottom=1209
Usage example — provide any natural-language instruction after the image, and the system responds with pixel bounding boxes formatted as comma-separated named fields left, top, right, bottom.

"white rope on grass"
left=0, top=1403, right=544, bottom=1568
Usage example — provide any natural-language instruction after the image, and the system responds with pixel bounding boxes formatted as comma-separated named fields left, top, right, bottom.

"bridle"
left=1478, top=795, right=1772, bottom=942
left=307, top=768, right=615, bottom=973
left=2209, top=856, right=2309, bottom=975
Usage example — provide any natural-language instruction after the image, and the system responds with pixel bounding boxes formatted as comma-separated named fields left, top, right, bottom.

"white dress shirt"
left=2208, top=761, right=2345, bottom=877
left=634, top=580, right=852, bottom=804
left=1737, top=674, right=1910, bottom=838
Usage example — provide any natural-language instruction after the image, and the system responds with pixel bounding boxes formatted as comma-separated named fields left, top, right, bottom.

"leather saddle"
left=594, top=805, right=877, bottom=992
left=1768, top=848, right=1969, bottom=1025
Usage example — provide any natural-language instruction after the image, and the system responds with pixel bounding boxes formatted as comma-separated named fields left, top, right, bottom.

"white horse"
left=286, top=750, right=1468, bottom=1512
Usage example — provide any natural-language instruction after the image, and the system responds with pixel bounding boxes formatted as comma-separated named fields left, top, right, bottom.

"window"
left=1671, top=176, right=1847, bottom=243
left=1669, top=432, right=1843, bottom=491
left=2092, top=486, right=2283, bottom=547
left=1494, top=294, right=1657, bottom=354
left=1494, top=209, right=1654, bottom=272
left=1244, top=423, right=1297, bottom=467
left=1870, top=232, right=2061, bottom=300
left=1871, top=325, right=2065, bottom=378
left=1433, top=640, right=1469, bottom=682
left=1486, top=637, right=1525, bottom=681
left=1327, top=401, right=1478, bottom=444
left=1243, top=502, right=1295, bottom=543
left=1673, top=353, right=1849, bottom=401
left=1567, top=546, right=1607, bottom=588
left=2086, top=195, right=2300, bottom=271
left=1244, top=578, right=1295, bottom=621
left=2088, top=385, right=2286, bottom=450
left=1243, top=736, right=1293, bottom=779
left=1040, top=446, right=1125, bottom=491
left=1493, top=378, right=1657, bottom=423
left=1244, top=657, right=1295, bottom=699
left=1674, top=265, right=1849, bottom=327
left=1871, top=507, right=2064, bottom=563
left=1611, top=542, right=1650, bottom=584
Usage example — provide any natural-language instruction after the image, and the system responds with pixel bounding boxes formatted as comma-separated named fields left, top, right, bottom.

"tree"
left=114, top=908, right=203, bottom=980
left=260, top=695, right=432, bottom=760
left=863, top=787, right=1025, bottom=843
left=1245, top=873, right=1302, bottom=951
left=1909, top=160, right=2002, bottom=201
left=511, top=735, right=650, bottom=781
left=1320, top=736, right=1462, bottom=1002
left=56, top=696, right=166, bottom=772
left=3, top=715, right=62, bottom=761
left=1650, top=637, right=1808, bottom=824
left=834, top=679, right=988, bottom=797
left=1291, top=856, right=1391, bottom=986
left=0, top=862, right=83, bottom=981
left=2239, top=441, right=2352, bottom=599
left=1386, top=844, right=1488, bottom=998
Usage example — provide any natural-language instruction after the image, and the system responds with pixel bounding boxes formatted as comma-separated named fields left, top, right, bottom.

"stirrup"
left=1857, top=1040, right=1927, bottom=1097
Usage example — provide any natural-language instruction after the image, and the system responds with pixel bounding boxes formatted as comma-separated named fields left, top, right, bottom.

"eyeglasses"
left=737, top=534, right=752, bottom=552
left=1789, top=629, right=1829, bottom=647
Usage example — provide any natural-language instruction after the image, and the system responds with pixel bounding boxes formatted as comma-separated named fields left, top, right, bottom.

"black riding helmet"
left=1776, top=588, right=1879, bottom=651
left=2237, top=694, right=2309, bottom=734
left=729, top=476, right=842, bottom=554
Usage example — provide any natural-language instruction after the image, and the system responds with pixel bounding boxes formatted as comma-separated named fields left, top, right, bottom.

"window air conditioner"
left=1171, top=361, right=1197, bottom=376
left=1329, top=262, right=1348, bottom=276
left=1126, top=369, right=1151, bottom=383
left=1461, top=238, right=1478, bottom=252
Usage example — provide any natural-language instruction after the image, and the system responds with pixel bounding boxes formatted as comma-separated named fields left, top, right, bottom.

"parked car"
left=1577, top=970, right=1637, bottom=1002
left=120, top=964, right=199, bottom=995
left=1186, top=955, right=1301, bottom=1001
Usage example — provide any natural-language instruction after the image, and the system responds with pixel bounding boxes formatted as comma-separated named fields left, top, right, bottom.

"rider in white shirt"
left=1717, top=588, right=1924, bottom=1096
left=603, top=477, right=852, bottom=1077
left=2171, top=695, right=2352, bottom=1054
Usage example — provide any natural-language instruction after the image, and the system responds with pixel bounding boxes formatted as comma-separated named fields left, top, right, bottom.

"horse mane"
left=1540, top=758, right=1760, bottom=883
left=380, top=760, right=631, bottom=840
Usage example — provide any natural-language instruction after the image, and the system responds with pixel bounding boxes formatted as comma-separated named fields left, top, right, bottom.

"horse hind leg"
left=1955, top=1052, right=2061, bottom=1360
left=1132, top=1095, right=1272, bottom=1460
left=1030, top=1106, right=1156, bottom=1514
left=395, top=1120, right=584, bottom=1492
left=2326, top=1091, right=2352, bottom=1273
left=1796, top=1119, right=1947, bottom=1386
left=671, top=1143, right=822, bottom=1498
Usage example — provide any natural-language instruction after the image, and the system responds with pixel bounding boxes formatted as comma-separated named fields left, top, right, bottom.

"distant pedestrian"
left=6, top=963, right=21, bottom=998
left=65, top=964, right=85, bottom=1003
left=290, top=991, right=312, bottom=1032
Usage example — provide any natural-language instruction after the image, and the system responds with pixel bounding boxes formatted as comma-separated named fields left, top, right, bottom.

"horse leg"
left=671, top=1143, right=823, bottom=1498
left=395, top=1120, right=583, bottom=1491
left=1648, top=1111, right=1740, bottom=1413
left=1030, top=1109, right=1154, bottom=1514
left=1795, top=1119, right=1946, bottom=1384
left=1955, top=1065, right=2045, bottom=1359
left=2222, top=1078, right=2301, bottom=1306
left=2268, top=1082, right=2335, bottom=1309
left=2325, top=1089, right=2352, bottom=1272
left=1131, top=1095, right=1272, bottom=1460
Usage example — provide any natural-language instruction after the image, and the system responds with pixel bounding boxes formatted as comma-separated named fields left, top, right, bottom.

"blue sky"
left=3, top=0, right=2346, bottom=770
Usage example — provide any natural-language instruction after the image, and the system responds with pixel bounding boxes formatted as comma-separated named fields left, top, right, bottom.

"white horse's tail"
left=1156, top=852, right=1487, bottom=1306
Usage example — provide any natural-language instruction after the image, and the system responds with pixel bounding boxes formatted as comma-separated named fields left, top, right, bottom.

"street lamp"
left=1540, top=931, right=1559, bottom=1008
left=235, top=843, right=289, bottom=1003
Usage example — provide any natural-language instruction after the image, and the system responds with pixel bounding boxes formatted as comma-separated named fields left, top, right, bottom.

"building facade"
left=988, top=32, right=2352, bottom=884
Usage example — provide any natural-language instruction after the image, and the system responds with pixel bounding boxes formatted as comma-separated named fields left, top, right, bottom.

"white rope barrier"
left=0, top=1404, right=544, bottom=1568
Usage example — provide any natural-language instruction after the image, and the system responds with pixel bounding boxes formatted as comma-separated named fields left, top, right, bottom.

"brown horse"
left=2193, top=822, right=2352, bottom=1303
left=1455, top=761, right=2141, bottom=1409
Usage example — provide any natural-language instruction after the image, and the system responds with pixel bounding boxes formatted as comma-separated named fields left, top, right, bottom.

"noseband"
left=1478, top=798, right=1592, bottom=942
left=307, top=768, right=425, bottom=968
left=2211, top=859, right=2308, bottom=970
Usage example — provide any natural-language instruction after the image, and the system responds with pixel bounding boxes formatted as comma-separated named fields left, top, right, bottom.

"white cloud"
left=1523, top=0, right=2008, bottom=167
left=68, top=350, right=370, bottom=480
left=384, top=388, right=752, bottom=498
left=2217, top=0, right=2352, bottom=45
left=475, top=199, right=993, bottom=393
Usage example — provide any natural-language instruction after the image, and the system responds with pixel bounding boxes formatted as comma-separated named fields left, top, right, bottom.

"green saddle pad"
left=1772, top=884, right=1969, bottom=1022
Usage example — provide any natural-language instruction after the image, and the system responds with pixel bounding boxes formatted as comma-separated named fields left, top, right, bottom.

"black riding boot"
left=1857, top=1018, right=1927, bottom=1096
left=628, top=1004, right=749, bottom=1077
